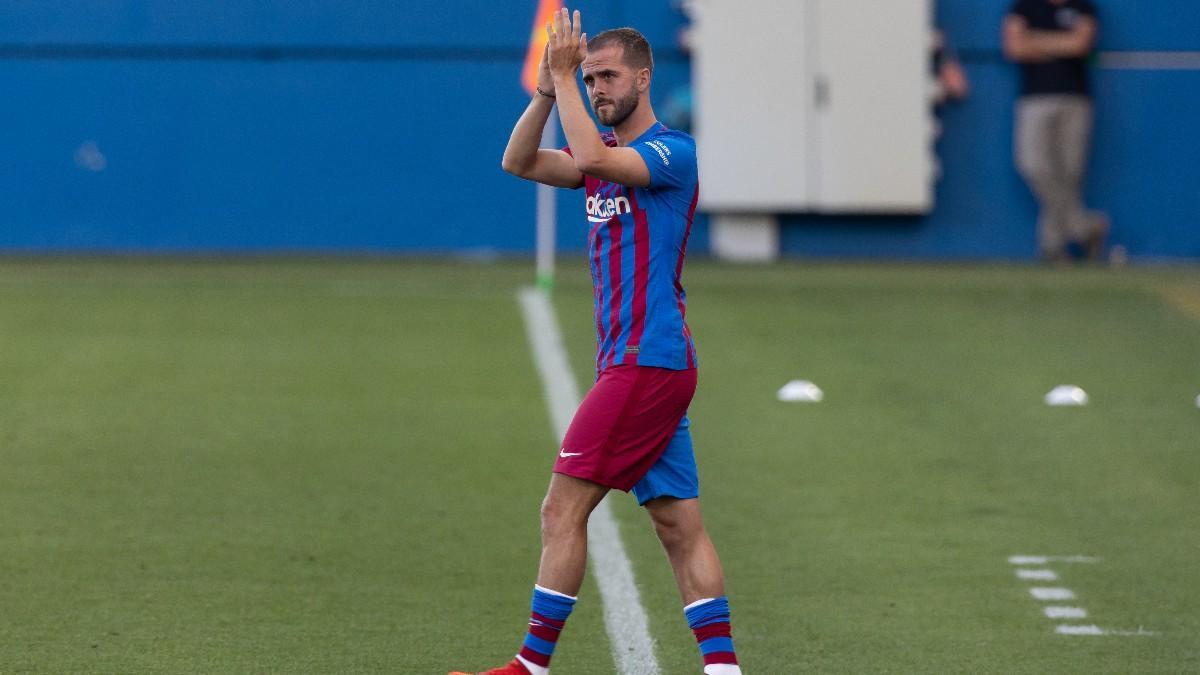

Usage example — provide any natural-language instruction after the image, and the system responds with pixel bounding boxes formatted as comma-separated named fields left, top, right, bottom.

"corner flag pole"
left=524, top=0, right=562, bottom=292
left=535, top=121, right=557, bottom=291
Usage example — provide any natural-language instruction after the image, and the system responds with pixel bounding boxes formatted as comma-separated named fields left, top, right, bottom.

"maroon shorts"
left=554, top=364, right=697, bottom=491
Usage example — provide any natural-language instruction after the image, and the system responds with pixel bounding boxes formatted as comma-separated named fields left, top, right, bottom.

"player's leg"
left=511, top=474, right=607, bottom=674
left=634, top=419, right=742, bottom=674
left=646, top=497, right=741, bottom=675
left=536, top=365, right=643, bottom=595
left=645, top=496, right=725, bottom=603
left=452, top=370, right=632, bottom=675
left=449, top=475, right=607, bottom=675
left=632, top=417, right=718, bottom=602
left=537, top=472, right=610, bottom=596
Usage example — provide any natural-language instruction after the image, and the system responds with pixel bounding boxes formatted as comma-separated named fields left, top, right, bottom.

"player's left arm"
left=546, top=8, right=651, bottom=188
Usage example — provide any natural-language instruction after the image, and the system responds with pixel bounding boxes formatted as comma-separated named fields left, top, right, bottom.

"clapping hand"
left=546, top=8, right=587, bottom=79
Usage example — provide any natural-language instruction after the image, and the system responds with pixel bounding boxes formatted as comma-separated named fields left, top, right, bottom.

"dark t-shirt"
left=1009, top=0, right=1097, bottom=97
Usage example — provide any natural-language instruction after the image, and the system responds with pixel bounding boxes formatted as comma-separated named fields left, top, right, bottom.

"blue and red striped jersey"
left=567, top=123, right=699, bottom=375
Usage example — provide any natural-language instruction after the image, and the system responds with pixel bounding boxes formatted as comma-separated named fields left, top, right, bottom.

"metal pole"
left=535, top=108, right=557, bottom=291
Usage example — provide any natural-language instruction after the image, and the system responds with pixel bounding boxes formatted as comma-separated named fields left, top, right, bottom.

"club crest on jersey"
left=586, top=194, right=631, bottom=223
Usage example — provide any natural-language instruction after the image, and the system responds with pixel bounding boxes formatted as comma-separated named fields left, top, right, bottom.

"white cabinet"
left=693, top=0, right=934, bottom=214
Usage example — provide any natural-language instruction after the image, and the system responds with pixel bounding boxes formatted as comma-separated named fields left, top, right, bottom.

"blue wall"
left=0, top=1, right=1196, bottom=259
left=0, top=0, right=690, bottom=254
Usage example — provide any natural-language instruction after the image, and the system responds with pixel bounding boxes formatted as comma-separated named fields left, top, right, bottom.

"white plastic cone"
left=777, top=380, right=824, bottom=403
left=1045, top=385, right=1088, bottom=406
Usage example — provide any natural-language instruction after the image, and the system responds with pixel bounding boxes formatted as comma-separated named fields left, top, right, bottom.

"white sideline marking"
left=1009, top=555, right=1100, bottom=565
left=1045, top=606, right=1088, bottom=619
left=519, top=287, right=661, bottom=675
left=1030, top=587, right=1076, bottom=601
left=1016, top=569, right=1059, bottom=581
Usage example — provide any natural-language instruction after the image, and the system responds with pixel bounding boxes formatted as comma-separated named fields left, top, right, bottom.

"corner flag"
left=522, top=0, right=563, bottom=95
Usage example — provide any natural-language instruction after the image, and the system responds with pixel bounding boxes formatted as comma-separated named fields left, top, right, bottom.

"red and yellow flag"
left=521, top=0, right=563, bottom=95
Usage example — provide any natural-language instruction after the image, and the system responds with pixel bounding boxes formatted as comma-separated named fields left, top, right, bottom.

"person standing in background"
left=1003, top=0, right=1109, bottom=263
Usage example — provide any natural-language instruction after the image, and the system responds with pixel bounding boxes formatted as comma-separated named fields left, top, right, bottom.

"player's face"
left=582, top=46, right=641, bottom=128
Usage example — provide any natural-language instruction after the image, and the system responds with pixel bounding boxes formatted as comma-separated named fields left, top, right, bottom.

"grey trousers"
left=1014, top=95, right=1102, bottom=257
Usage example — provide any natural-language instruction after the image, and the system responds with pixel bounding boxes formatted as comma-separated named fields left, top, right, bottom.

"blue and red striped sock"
left=515, top=585, right=576, bottom=675
left=685, top=595, right=742, bottom=675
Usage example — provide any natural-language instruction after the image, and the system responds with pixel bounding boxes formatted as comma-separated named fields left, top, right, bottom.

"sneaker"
left=449, top=658, right=532, bottom=675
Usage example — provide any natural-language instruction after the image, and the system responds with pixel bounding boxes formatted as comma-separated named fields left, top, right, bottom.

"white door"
left=693, top=0, right=813, bottom=211
left=811, top=0, right=934, bottom=213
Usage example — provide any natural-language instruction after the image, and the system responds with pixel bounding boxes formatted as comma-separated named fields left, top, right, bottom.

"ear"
left=637, top=68, right=650, bottom=93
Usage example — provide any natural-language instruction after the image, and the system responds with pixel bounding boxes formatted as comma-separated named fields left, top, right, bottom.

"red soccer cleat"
left=448, top=658, right=532, bottom=675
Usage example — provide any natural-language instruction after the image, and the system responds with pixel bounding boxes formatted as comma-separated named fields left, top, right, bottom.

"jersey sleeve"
left=1077, top=0, right=1097, bottom=17
left=633, top=134, right=696, bottom=191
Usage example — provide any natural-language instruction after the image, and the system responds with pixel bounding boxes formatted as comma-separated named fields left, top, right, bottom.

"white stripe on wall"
left=1099, top=51, right=1200, bottom=70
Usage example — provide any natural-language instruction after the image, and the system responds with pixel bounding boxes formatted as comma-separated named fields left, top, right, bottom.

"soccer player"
left=451, top=8, right=742, bottom=675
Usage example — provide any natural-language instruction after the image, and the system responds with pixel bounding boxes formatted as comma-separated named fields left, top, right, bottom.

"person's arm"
left=1031, top=16, right=1097, bottom=58
left=1004, top=15, right=1047, bottom=62
left=546, top=8, right=651, bottom=188
left=501, top=46, right=584, bottom=188
left=1004, top=14, right=1097, bottom=62
left=940, top=58, right=970, bottom=100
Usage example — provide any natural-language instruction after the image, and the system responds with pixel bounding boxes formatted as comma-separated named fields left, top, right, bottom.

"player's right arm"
left=502, top=47, right=585, bottom=189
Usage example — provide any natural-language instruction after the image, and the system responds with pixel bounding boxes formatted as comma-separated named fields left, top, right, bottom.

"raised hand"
left=538, top=44, right=555, bottom=95
left=545, top=8, right=587, bottom=79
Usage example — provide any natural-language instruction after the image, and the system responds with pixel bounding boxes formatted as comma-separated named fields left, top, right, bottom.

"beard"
left=593, top=89, right=639, bottom=128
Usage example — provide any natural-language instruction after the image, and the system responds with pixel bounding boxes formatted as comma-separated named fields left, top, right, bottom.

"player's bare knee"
left=652, top=513, right=700, bottom=553
left=540, top=494, right=583, bottom=541
left=652, top=519, right=682, bottom=551
left=539, top=495, right=562, bottom=539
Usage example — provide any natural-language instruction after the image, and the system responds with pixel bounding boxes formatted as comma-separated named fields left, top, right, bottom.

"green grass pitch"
left=0, top=259, right=1197, bottom=673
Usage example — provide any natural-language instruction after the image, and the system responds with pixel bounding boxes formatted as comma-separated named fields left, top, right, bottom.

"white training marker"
left=1030, top=587, right=1076, bottom=601
left=1009, top=555, right=1100, bottom=565
left=1107, top=627, right=1158, bottom=637
left=1045, top=606, right=1088, bottom=619
left=1195, top=394, right=1200, bottom=409
left=777, top=379, right=824, bottom=403
left=1056, top=624, right=1105, bottom=636
left=1053, top=555, right=1101, bottom=564
left=1007, top=554, right=1153, bottom=637
left=1055, top=624, right=1158, bottom=637
left=1017, top=569, right=1059, bottom=581
left=1045, top=385, right=1088, bottom=406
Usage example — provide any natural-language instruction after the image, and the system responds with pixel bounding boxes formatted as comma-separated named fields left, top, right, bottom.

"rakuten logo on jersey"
left=586, top=194, right=631, bottom=223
